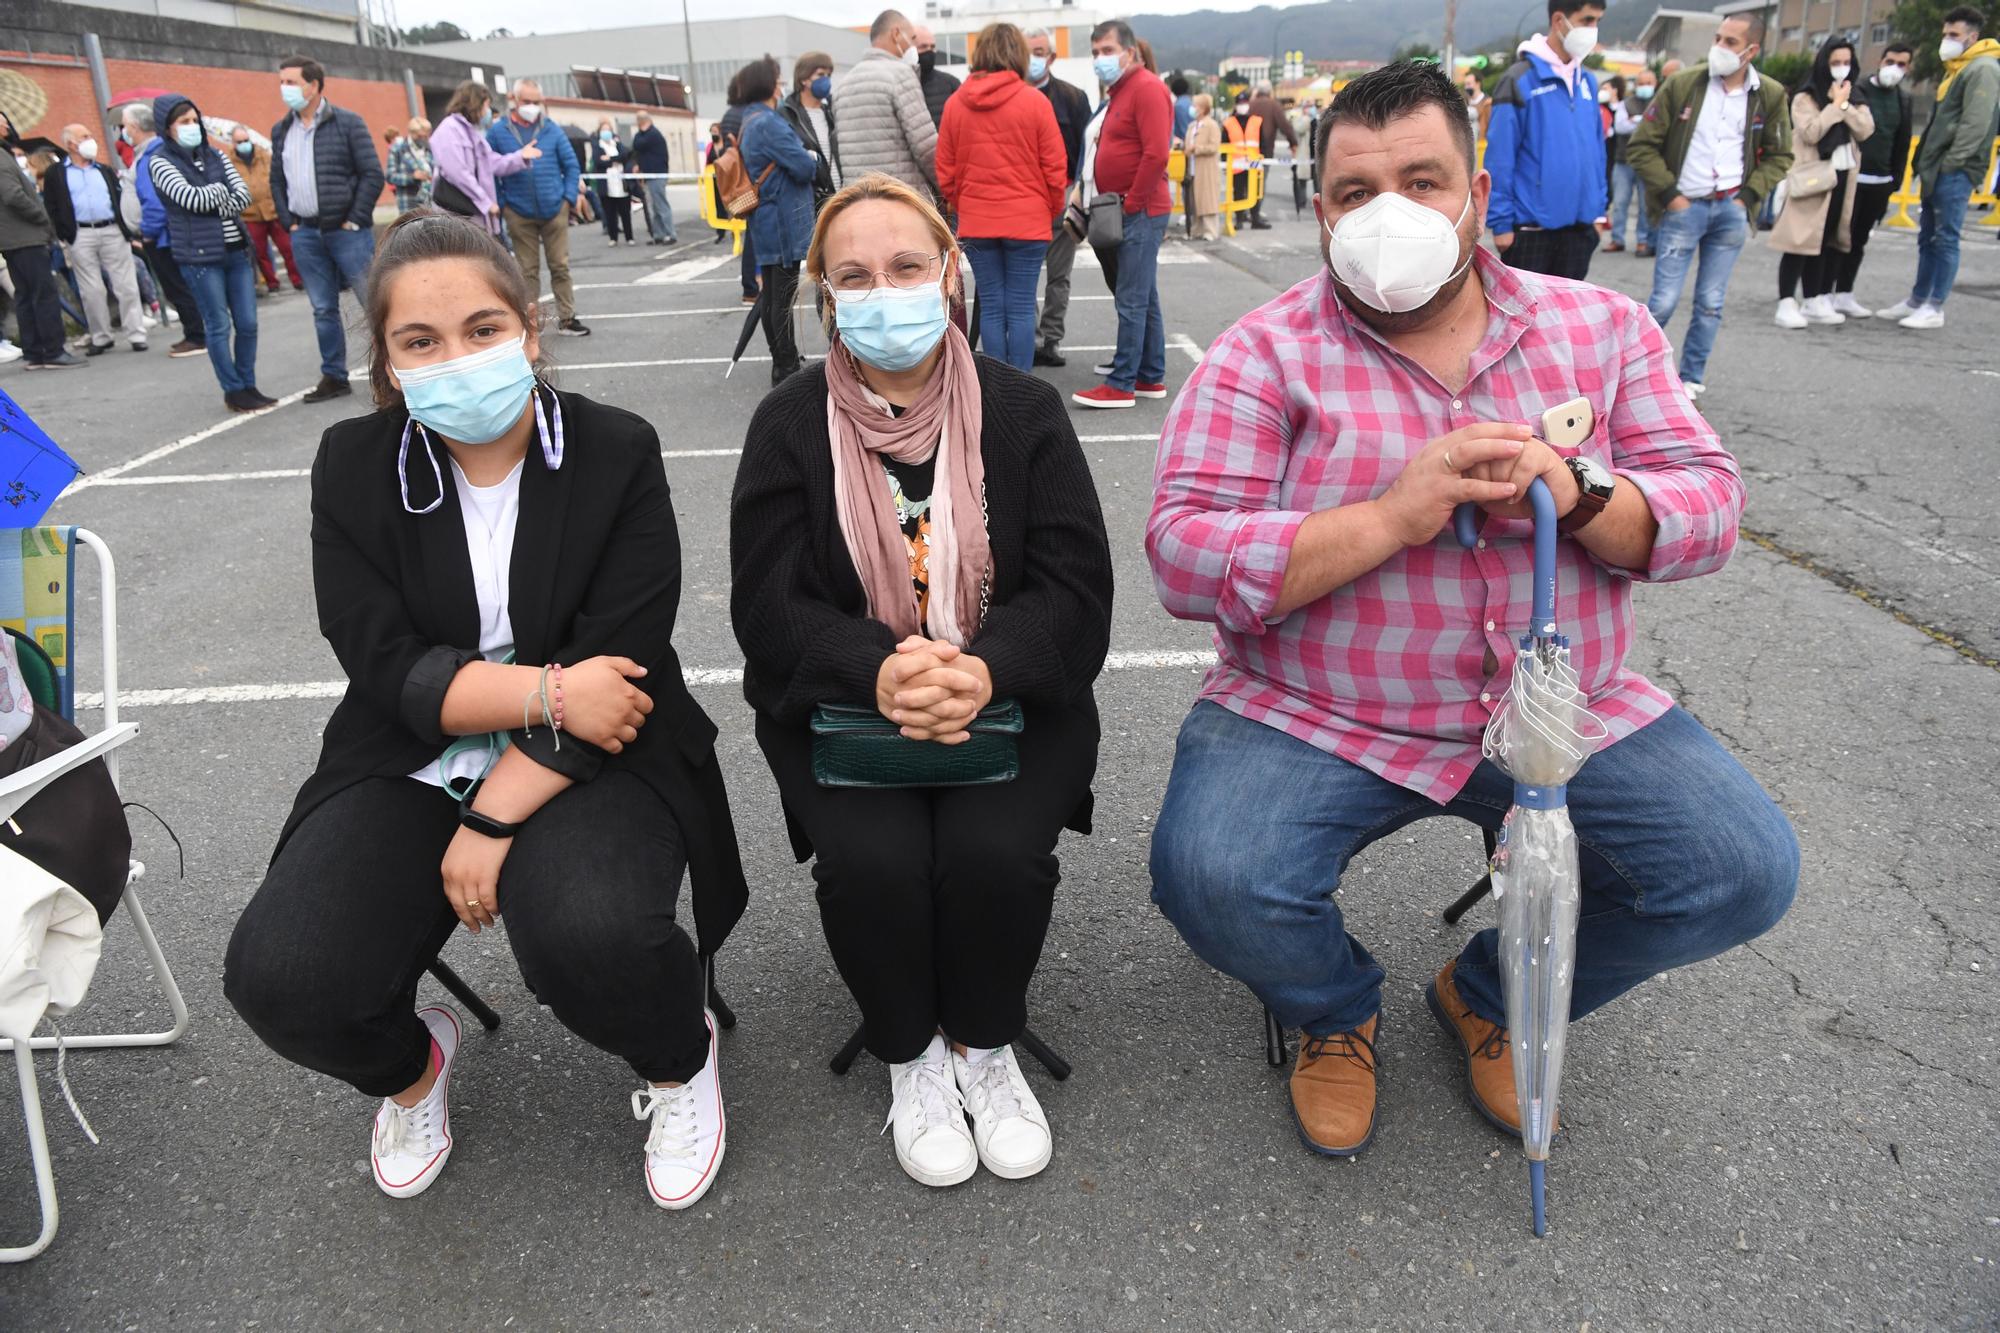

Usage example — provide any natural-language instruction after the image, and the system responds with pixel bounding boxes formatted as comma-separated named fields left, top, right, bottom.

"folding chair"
left=830, top=1022, right=1071, bottom=1082
left=0, top=527, right=187, bottom=1056
left=1259, top=827, right=1498, bottom=1067
left=424, top=954, right=738, bottom=1039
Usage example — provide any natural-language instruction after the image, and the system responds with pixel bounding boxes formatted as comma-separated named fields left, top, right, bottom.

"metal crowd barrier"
left=1883, top=135, right=2000, bottom=230
left=1166, top=142, right=1265, bottom=236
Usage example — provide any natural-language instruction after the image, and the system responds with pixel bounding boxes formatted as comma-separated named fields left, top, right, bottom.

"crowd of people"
left=3, top=0, right=1994, bottom=1221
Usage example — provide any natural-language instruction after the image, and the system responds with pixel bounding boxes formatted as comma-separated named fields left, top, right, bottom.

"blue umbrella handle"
left=1453, top=477, right=1559, bottom=639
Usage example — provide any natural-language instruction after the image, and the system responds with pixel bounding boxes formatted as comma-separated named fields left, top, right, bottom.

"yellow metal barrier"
left=1163, top=143, right=1262, bottom=235
left=698, top=163, right=746, bottom=255
left=1884, top=135, right=2000, bottom=230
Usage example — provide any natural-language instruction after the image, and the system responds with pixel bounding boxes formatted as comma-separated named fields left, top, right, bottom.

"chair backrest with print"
left=0, top=527, right=74, bottom=721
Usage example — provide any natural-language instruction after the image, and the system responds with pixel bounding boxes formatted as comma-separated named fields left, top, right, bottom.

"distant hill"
left=1128, top=1, right=1654, bottom=72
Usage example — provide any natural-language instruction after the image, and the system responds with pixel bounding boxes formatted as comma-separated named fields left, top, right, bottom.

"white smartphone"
left=1540, top=396, right=1595, bottom=449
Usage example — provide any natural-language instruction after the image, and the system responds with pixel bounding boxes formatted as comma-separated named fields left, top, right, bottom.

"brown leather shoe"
left=1426, top=959, right=1554, bottom=1138
left=1288, top=1015, right=1378, bottom=1156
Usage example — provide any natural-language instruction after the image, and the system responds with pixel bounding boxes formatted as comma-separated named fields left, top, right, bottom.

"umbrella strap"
left=1512, top=782, right=1567, bottom=811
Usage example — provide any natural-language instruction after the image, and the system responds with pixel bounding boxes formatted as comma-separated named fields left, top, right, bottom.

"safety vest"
left=1223, top=113, right=1262, bottom=171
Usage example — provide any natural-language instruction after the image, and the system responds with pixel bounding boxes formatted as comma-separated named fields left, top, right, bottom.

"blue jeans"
left=290, top=225, right=375, bottom=378
left=182, top=247, right=259, bottom=394
left=643, top=177, right=677, bottom=242
left=1645, top=197, right=1748, bottom=385
left=1608, top=162, right=1639, bottom=246
left=1149, top=702, right=1797, bottom=1037
left=963, top=236, right=1046, bottom=371
left=1109, top=208, right=1169, bottom=391
left=1910, top=170, right=1973, bottom=308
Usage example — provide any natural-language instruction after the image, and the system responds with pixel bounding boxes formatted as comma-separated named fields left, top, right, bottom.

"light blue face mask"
left=280, top=84, right=309, bottom=112
left=174, top=122, right=203, bottom=149
left=1093, top=54, right=1123, bottom=86
left=479, top=107, right=494, bottom=128
left=833, top=280, right=948, bottom=372
left=394, top=335, right=538, bottom=446
left=1028, top=56, right=1048, bottom=82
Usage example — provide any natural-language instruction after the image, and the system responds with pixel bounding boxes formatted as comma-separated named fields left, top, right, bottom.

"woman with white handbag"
left=1769, top=37, right=1874, bottom=328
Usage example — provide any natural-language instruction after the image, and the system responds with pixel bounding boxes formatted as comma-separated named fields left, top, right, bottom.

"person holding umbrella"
left=1144, top=61, right=1798, bottom=1162
left=736, top=56, right=819, bottom=386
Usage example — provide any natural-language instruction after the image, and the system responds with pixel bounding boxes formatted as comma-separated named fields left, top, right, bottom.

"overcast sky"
left=391, top=0, right=1286, bottom=38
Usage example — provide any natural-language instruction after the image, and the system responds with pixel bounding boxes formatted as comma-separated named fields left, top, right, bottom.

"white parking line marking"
left=67, top=388, right=312, bottom=492
left=635, top=251, right=739, bottom=285
left=575, top=295, right=1119, bottom=320
left=78, top=649, right=1216, bottom=710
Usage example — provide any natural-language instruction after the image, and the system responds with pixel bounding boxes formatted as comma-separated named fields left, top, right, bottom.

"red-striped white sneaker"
left=632, top=1011, right=725, bottom=1210
left=370, top=1006, right=459, bottom=1199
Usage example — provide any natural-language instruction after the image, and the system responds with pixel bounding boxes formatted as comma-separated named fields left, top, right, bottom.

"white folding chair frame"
left=3, top=1044, right=58, bottom=1262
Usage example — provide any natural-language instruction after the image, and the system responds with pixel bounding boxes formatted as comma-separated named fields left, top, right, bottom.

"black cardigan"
left=279, top=388, right=748, bottom=955
left=729, top=354, right=1113, bottom=741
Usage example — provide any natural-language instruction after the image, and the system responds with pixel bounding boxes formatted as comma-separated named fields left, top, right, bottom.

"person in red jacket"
left=1073, top=18, right=1174, bottom=409
left=937, top=22, right=1067, bottom=371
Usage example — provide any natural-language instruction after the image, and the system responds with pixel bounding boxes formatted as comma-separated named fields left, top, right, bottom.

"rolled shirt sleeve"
left=1148, top=332, right=1312, bottom=633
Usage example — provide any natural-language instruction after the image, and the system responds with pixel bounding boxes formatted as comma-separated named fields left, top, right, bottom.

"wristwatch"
left=460, top=808, right=524, bottom=840
left=1558, top=455, right=1616, bottom=534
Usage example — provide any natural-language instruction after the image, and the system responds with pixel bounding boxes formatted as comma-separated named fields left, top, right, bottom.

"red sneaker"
left=1134, top=381, right=1168, bottom=399
left=1071, top=384, right=1135, bottom=409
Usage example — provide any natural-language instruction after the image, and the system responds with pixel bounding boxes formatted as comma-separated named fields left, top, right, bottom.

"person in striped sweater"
left=149, top=93, right=274, bottom=412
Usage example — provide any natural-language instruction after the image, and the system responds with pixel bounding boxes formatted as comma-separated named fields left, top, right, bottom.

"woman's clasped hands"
left=876, top=636, right=993, bottom=744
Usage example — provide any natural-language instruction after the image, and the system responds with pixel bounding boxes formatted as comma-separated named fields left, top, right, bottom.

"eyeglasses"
left=822, top=250, right=948, bottom=298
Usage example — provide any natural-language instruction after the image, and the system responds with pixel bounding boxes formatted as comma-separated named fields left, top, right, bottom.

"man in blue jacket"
left=630, top=110, right=677, bottom=245
left=1485, top=0, right=1608, bottom=279
left=487, top=80, right=590, bottom=336
left=270, top=54, right=386, bottom=401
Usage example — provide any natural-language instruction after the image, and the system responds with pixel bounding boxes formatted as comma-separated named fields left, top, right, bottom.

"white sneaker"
left=0, top=340, right=20, bottom=364
left=952, top=1045, right=1052, bottom=1180
left=1898, top=305, right=1945, bottom=329
left=1875, top=298, right=1920, bottom=320
left=631, top=1010, right=726, bottom=1210
left=1092, top=361, right=1114, bottom=375
left=1800, top=295, right=1845, bottom=325
left=1773, top=298, right=1809, bottom=329
left=1682, top=379, right=1705, bottom=401
left=370, top=1006, right=459, bottom=1199
left=885, top=1034, right=977, bottom=1187
left=1831, top=293, right=1872, bottom=318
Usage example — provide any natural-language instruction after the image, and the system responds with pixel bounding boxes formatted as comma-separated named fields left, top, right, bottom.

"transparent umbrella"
left=1456, top=480, right=1607, bottom=1236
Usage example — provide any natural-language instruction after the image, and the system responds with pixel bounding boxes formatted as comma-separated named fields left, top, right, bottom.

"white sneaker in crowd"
left=1092, top=361, right=1114, bottom=376
left=952, top=1045, right=1052, bottom=1180
left=1682, top=380, right=1705, bottom=401
left=1773, top=297, right=1809, bottom=329
left=1875, top=298, right=1920, bottom=320
left=1800, top=295, right=1845, bottom=325
left=1831, top=293, right=1872, bottom=318
left=1898, top=305, right=1945, bottom=330
left=885, top=1034, right=977, bottom=1187
left=0, top=340, right=21, bottom=364
left=370, top=1005, right=459, bottom=1199
left=631, top=1010, right=726, bottom=1210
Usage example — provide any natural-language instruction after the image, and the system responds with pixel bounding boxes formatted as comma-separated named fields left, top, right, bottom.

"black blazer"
left=280, top=387, right=748, bottom=955
left=42, top=159, right=132, bottom=246
left=729, top=356, right=1114, bottom=841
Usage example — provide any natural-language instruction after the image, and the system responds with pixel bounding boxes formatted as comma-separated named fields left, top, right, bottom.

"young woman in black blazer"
left=730, top=176, right=1113, bottom=1188
left=224, top=210, right=748, bottom=1210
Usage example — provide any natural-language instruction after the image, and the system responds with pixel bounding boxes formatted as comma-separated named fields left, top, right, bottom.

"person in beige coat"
left=1188, top=94, right=1223, bottom=240
left=1770, top=38, right=1873, bottom=328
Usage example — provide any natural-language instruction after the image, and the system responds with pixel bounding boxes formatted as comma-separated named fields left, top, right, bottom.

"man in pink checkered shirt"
left=1145, top=63, right=1797, bottom=1161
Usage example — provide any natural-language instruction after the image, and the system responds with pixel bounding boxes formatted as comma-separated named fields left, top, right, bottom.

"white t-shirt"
left=410, top=456, right=525, bottom=791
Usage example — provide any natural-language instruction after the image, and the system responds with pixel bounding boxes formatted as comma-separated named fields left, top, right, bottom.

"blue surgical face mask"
left=174, top=122, right=203, bottom=149
left=1093, top=54, right=1123, bottom=86
left=810, top=75, right=833, bottom=100
left=479, top=108, right=494, bottom=128
left=394, top=335, right=537, bottom=445
left=280, top=84, right=309, bottom=112
left=833, top=280, right=948, bottom=372
left=1635, top=84, right=1654, bottom=100
left=1027, top=56, right=1048, bottom=82
left=235, top=141, right=255, bottom=159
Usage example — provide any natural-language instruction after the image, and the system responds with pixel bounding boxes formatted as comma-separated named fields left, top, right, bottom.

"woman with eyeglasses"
left=224, top=210, right=749, bottom=1212
left=730, top=174, right=1113, bottom=1188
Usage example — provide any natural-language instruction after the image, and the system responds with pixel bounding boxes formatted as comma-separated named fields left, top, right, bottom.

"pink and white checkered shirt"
left=1147, top=250, right=1744, bottom=804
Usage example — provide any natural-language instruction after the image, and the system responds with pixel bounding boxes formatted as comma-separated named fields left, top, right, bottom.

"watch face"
left=1572, top=455, right=1615, bottom=496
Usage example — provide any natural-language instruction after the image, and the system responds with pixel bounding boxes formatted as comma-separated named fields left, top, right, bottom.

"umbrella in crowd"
left=1456, top=481, right=1607, bottom=1236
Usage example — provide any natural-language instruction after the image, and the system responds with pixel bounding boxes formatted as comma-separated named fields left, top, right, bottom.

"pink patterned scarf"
left=825, top=326, right=991, bottom=646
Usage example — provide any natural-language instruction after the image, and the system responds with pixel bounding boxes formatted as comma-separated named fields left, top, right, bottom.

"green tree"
left=400, top=20, right=468, bottom=44
left=1395, top=42, right=1441, bottom=64
left=1754, top=50, right=1814, bottom=89
left=1891, top=0, right=1996, bottom=82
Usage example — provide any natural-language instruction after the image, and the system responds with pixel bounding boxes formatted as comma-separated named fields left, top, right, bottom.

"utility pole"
left=1443, top=0, right=1458, bottom=77
left=680, top=0, right=699, bottom=116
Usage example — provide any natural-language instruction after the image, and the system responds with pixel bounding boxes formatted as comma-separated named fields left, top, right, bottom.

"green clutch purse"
left=810, top=699, right=1024, bottom=788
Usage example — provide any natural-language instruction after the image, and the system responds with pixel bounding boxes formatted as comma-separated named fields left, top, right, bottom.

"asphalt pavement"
left=3, top=202, right=1996, bottom=1331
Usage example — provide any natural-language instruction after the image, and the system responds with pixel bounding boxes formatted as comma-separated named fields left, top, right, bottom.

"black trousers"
left=1504, top=222, right=1598, bottom=281
left=757, top=704, right=1099, bottom=1064
left=144, top=240, right=204, bottom=345
left=1836, top=179, right=1895, bottom=294
left=225, top=773, right=709, bottom=1097
left=3, top=245, right=67, bottom=363
left=600, top=192, right=633, bottom=241
left=1778, top=172, right=1851, bottom=300
left=760, top=261, right=801, bottom=384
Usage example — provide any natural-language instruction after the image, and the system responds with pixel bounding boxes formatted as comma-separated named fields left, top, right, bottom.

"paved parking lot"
left=3, top=205, right=1997, bottom=1330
